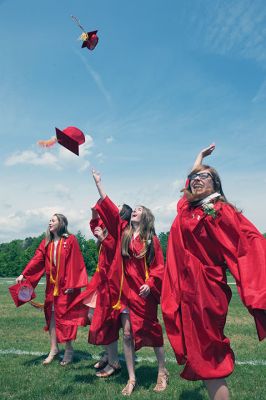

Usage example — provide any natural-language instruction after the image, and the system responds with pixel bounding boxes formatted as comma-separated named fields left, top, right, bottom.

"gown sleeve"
left=90, top=217, right=101, bottom=234
left=145, top=236, right=165, bottom=303
left=64, top=235, right=88, bottom=290
left=22, top=239, right=46, bottom=287
left=95, top=196, right=120, bottom=239
left=207, top=203, right=266, bottom=340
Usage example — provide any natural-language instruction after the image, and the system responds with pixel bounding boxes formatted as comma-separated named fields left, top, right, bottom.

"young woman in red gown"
left=92, top=170, right=168, bottom=396
left=162, top=145, right=266, bottom=400
left=16, top=213, right=88, bottom=366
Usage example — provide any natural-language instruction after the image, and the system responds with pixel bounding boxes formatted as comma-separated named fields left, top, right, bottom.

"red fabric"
left=162, top=198, right=266, bottom=381
left=22, top=235, right=88, bottom=343
left=64, top=216, right=123, bottom=345
left=89, top=216, right=123, bottom=345
left=96, top=196, right=164, bottom=350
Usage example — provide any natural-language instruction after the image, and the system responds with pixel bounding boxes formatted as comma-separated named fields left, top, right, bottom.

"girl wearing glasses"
left=162, top=145, right=266, bottom=400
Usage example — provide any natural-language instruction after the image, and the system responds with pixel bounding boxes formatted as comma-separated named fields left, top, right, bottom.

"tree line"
left=0, top=231, right=169, bottom=277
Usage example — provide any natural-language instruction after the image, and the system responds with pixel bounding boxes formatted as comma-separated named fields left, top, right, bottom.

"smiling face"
left=131, top=206, right=143, bottom=223
left=189, top=169, right=214, bottom=198
left=49, top=215, right=60, bottom=234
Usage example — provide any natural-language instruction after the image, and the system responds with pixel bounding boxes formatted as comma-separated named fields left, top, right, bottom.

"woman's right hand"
left=92, top=169, right=101, bottom=185
left=200, top=143, right=215, bottom=158
left=94, top=227, right=105, bottom=242
left=16, top=274, right=24, bottom=284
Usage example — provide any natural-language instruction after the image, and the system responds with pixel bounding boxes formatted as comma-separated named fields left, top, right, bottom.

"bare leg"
left=153, top=346, right=166, bottom=373
left=121, top=313, right=136, bottom=395
left=96, top=341, right=121, bottom=377
left=107, top=340, right=119, bottom=365
left=121, top=314, right=135, bottom=381
left=49, top=311, right=58, bottom=352
left=61, top=340, right=74, bottom=366
left=204, top=379, right=229, bottom=400
left=153, top=346, right=169, bottom=392
left=43, top=311, right=59, bottom=364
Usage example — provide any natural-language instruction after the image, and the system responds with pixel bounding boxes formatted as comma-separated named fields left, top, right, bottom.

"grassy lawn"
left=0, top=278, right=265, bottom=399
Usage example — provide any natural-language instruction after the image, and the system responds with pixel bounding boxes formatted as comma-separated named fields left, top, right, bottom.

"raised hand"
left=92, top=169, right=101, bottom=185
left=200, top=143, right=215, bottom=158
left=192, top=143, right=215, bottom=171
left=94, top=227, right=106, bottom=242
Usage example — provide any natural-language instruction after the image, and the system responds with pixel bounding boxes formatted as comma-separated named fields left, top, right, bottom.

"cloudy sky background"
left=0, top=0, right=266, bottom=242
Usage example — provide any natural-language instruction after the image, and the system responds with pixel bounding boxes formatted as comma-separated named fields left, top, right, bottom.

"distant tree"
left=158, top=232, right=169, bottom=260
left=0, top=230, right=172, bottom=277
left=76, top=230, right=98, bottom=275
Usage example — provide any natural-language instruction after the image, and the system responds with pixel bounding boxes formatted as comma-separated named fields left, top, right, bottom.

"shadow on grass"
left=179, top=385, right=206, bottom=400
left=22, top=350, right=95, bottom=367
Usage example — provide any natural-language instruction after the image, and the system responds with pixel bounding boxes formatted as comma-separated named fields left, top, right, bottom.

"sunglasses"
left=189, top=172, right=213, bottom=181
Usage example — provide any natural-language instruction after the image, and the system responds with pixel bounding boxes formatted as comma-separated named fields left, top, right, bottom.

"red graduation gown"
left=162, top=198, right=266, bottom=381
left=22, top=235, right=88, bottom=343
left=64, top=218, right=123, bottom=345
left=88, top=217, right=123, bottom=345
left=96, top=196, right=164, bottom=350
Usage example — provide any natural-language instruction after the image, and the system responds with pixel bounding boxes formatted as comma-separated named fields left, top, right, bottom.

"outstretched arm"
left=92, top=169, right=106, bottom=200
left=191, top=143, right=215, bottom=171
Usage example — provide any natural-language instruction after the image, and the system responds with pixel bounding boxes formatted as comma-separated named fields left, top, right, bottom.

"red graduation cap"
left=38, top=126, right=86, bottom=156
left=81, top=31, right=99, bottom=50
left=71, top=15, right=99, bottom=51
left=55, top=126, right=85, bottom=156
left=9, top=281, right=36, bottom=307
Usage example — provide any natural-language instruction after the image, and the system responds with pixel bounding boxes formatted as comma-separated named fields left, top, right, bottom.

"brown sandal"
left=121, top=380, right=136, bottom=396
left=96, top=361, right=121, bottom=378
left=60, top=348, right=74, bottom=366
left=42, top=350, right=59, bottom=365
left=153, top=370, right=169, bottom=392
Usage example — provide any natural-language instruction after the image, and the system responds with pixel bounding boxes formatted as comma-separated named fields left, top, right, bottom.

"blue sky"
left=0, top=0, right=266, bottom=242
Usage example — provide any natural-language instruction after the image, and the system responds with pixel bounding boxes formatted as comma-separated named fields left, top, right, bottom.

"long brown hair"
left=183, top=164, right=228, bottom=203
left=121, top=206, right=155, bottom=265
left=45, top=213, right=70, bottom=247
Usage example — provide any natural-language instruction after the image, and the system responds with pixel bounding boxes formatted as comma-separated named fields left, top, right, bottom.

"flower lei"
left=202, top=202, right=217, bottom=218
left=200, top=192, right=220, bottom=219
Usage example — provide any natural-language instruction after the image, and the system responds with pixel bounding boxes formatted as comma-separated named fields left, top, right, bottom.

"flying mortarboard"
left=38, top=126, right=86, bottom=156
left=71, top=15, right=99, bottom=51
left=9, top=281, right=36, bottom=307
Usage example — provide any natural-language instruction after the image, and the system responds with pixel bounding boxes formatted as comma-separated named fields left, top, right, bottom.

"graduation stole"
left=95, top=244, right=102, bottom=272
left=112, top=241, right=150, bottom=310
left=49, top=239, right=63, bottom=296
left=112, top=259, right=124, bottom=310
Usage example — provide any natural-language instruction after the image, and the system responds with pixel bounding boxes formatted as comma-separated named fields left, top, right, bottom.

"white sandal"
left=121, top=380, right=136, bottom=396
left=42, top=349, right=59, bottom=365
left=60, top=348, right=74, bottom=366
left=153, top=370, right=169, bottom=392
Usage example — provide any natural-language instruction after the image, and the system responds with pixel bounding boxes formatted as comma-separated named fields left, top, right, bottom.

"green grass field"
left=0, top=277, right=265, bottom=400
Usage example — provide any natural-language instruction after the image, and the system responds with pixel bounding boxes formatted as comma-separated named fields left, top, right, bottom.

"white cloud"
left=192, top=0, right=266, bottom=66
left=106, top=136, right=114, bottom=144
left=0, top=206, right=91, bottom=243
left=4, top=150, right=60, bottom=169
left=4, top=134, right=94, bottom=172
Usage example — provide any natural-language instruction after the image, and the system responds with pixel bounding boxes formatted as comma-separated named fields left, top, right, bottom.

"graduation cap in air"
left=9, top=280, right=36, bottom=307
left=71, top=15, right=99, bottom=51
left=38, top=126, right=86, bottom=156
